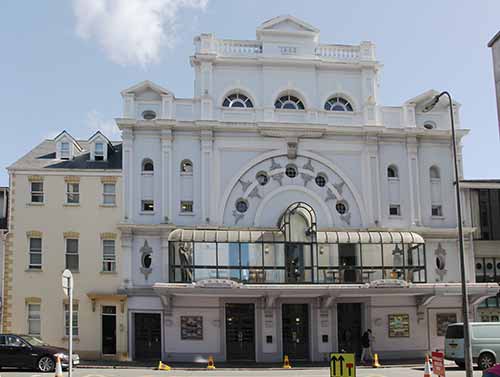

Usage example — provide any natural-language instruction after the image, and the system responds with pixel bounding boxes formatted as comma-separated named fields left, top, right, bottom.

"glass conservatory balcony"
left=168, top=237, right=426, bottom=285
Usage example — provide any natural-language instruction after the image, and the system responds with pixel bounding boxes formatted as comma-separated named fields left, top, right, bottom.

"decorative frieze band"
left=101, top=176, right=118, bottom=184
left=28, top=175, right=44, bottom=182
left=26, top=230, right=42, bottom=238
left=100, top=232, right=117, bottom=240
left=64, top=176, right=81, bottom=183
left=63, top=231, right=80, bottom=239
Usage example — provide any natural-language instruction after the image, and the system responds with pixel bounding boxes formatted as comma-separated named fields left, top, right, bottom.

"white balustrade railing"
left=216, top=40, right=262, bottom=56
left=315, top=44, right=360, bottom=61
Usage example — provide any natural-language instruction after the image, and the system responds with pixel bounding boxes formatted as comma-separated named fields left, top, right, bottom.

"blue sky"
left=1, top=0, right=500, bottom=186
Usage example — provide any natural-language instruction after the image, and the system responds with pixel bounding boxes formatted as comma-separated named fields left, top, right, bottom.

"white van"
left=445, top=322, right=500, bottom=370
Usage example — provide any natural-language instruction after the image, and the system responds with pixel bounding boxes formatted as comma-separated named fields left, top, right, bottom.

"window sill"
left=140, top=211, right=155, bottom=215
left=27, top=202, right=44, bottom=206
left=62, top=336, right=80, bottom=342
left=25, top=268, right=43, bottom=272
left=180, top=172, right=193, bottom=177
left=388, top=215, right=402, bottom=219
left=64, top=203, right=80, bottom=207
left=431, top=216, right=445, bottom=220
left=100, top=271, right=117, bottom=275
left=179, top=212, right=195, bottom=216
left=100, top=204, right=117, bottom=208
left=64, top=270, right=79, bottom=273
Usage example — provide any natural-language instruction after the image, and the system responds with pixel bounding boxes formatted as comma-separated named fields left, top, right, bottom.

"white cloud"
left=86, top=110, right=121, bottom=140
left=73, top=0, right=208, bottom=66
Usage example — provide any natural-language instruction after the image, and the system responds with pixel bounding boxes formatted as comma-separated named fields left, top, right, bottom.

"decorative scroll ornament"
left=248, top=186, right=262, bottom=199
left=333, top=181, right=345, bottom=195
left=340, top=212, right=351, bottom=225
left=325, top=188, right=337, bottom=202
left=303, top=159, right=314, bottom=172
left=300, top=173, right=313, bottom=187
left=272, top=172, right=284, bottom=186
left=270, top=158, right=282, bottom=170
left=238, top=179, right=252, bottom=193
left=232, top=210, right=244, bottom=224
left=140, top=240, right=153, bottom=279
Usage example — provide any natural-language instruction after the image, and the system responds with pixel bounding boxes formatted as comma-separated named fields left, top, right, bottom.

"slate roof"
left=8, top=140, right=122, bottom=171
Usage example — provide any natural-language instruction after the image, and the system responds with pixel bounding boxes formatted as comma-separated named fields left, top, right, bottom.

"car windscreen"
left=21, top=335, right=47, bottom=347
left=445, top=325, right=464, bottom=339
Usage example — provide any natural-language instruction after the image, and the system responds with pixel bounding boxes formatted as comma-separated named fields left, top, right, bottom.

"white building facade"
left=117, top=16, right=497, bottom=363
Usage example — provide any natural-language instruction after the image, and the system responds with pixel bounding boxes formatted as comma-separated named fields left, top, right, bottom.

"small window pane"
left=180, top=201, right=193, bottom=213
left=142, top=200, right=154, bottom=211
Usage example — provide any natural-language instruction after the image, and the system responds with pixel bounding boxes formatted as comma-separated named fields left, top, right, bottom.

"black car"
left=0, top=334, right=80, bottom=372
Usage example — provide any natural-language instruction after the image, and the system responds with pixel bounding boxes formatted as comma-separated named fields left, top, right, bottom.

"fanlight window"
left=142, top=159, right=154, bottom=172
left=275, top=95, right=305, bottom=110
left=324, top=96, right=353, bottom=112
left=222, top=93, right=253, bottom=108
left=181, top=159, right=193, bottom=174
left=387, top=165, right=399, bottom=178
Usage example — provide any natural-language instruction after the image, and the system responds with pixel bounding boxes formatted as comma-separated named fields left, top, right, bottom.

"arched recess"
left=217, top=151, right=368, bottom=227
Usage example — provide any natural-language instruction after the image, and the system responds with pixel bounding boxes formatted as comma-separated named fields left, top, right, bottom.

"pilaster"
left=161, top=129, right=173, bottom=223
left=363, top=135, right=381, bottom=226
left=407, top=136, right=421, bottom=226
left=121, top=231, right=133, bottom=289
left=122, top=129, right=134, bottom=222
left=201, top=129, right=214, bottom=223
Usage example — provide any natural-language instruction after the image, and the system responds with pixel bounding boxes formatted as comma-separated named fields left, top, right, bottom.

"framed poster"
left=388, top=314, right=410, bottom=337
left=436, top=313, right=457, bottom=336
left=180, top=316, right=203, bottom=340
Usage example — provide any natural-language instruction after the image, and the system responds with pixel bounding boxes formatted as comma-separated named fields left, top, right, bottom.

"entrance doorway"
left=282, top=304, right=309, bottom=360
left=225, top=303, right=256, bottom=361
left=102, top=306, right=116, bottom=355
left=134, top=313, right=161, bottom=360
left=337, top=303, right=362, bottom=356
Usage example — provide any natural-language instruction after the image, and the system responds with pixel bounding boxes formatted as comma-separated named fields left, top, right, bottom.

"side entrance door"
left=102, top=306, right=117, bottom=355
left=337, top=303, right=362, bottom=356
left=225, top=303, right=256, bottom=361
left=282, top=304, right=309, bottom=360
left=134, top=313, right=162, bottom=360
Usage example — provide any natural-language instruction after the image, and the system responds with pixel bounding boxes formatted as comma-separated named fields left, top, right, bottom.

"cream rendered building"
left=3, top=131, right=127, bottom=360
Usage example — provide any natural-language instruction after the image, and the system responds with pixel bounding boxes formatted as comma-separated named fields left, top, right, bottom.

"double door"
left=225, top=303, right=256, bottom=361
left=134, top=313, right=161, bottom=360
left=282, top=304, right=309, bottom=360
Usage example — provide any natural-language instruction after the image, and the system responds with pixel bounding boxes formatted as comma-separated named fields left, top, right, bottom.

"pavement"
left=0, top=366, right=487, bottom=376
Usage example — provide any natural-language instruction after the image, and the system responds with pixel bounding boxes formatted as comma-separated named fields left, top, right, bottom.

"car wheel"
left=478, top=352, right=496, bottom=370
left=37, top=356, right=55, bottom=372
left=455, top=360, right=465, bottom=369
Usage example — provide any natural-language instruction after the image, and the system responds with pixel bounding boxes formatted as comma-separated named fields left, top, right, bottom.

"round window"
left=285, top=164, right=297, bottom=178
left=335, top=201, right=348, bottom=215
left=235, top=198, right=248, bottom=213
left=487, top=262, right=494, bottom=270
left=315, top=174, right=327, bottom=187
left=476, top=262, right=483, bottom=270
left=142, top=253, right=152, bottom=269
left=436, top=256, right=445, bottom=271
left=142, top=110, right=157, bottom=120
left=424, top=123, right=435, bottom=130
left=256, top=171, right=269, bottom=186
left=497, top=263, right=500, bottom=270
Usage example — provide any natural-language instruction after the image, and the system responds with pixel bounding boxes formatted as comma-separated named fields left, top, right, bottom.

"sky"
left=1, top=0, right=500, bottom=186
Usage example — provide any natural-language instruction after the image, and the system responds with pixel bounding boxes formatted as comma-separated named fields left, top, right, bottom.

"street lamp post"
left=423, top=91, right=473, bottom=377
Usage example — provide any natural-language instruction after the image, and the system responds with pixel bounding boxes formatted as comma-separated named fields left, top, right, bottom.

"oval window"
left=256, top=171, right=269, bottom=186
left=424, top=122, right=435, bottom=130
left=436, top=256, right=445, bottom=271
left=235, top=198, right=248, bottom=213
left=142, top=253, right=152, bottom=269
left=336, top=201, right=348, bottom=215
left=142, top=110, right=157, bottom=120
left=285, top=164, right=297, bottom=178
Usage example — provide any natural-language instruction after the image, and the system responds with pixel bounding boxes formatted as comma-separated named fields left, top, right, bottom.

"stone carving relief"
left=435, top=243, right=447, bottom=282
left=140, top=240, right=153, bottom=280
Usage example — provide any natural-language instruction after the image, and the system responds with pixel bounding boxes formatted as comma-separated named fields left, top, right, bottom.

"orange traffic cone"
left=372, top=353, right=381, bottom=368
left=423, top=354, right=432, bottom=377
left=283, top=354, right=292, bottom=369
left=207, top=355, right=216, bottom=370
left=54, top=355, right=63, bottom=377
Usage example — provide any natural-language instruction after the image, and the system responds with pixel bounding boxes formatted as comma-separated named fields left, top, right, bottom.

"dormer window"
left=95, top=142, right=104, bottom=161
left=142, top=110, right=157, bottom=120
left=60, top=142, right=70, bottom=160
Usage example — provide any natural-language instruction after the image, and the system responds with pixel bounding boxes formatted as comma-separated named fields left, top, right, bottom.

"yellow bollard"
left=372, top=353, right=381, bottom=368
left=158, top=361, right=171, bottom=371
left=283, top=354, right=292, bottom=369
left=207, top=355, right=216, bottom=370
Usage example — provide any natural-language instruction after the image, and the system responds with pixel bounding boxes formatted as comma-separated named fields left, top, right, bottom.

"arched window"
left=387, top=165, right=398, bottom=178
left=274, top=94, right=305, bottom=110
left=142, top=159, right=154, bottom=172
left=181, top=159, right=193, bottom=174
left=222, top=93, right=253, bottom=108
left=430, top=165, right=440, bottom=180
left=324, top=96, right=353, bottom=112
